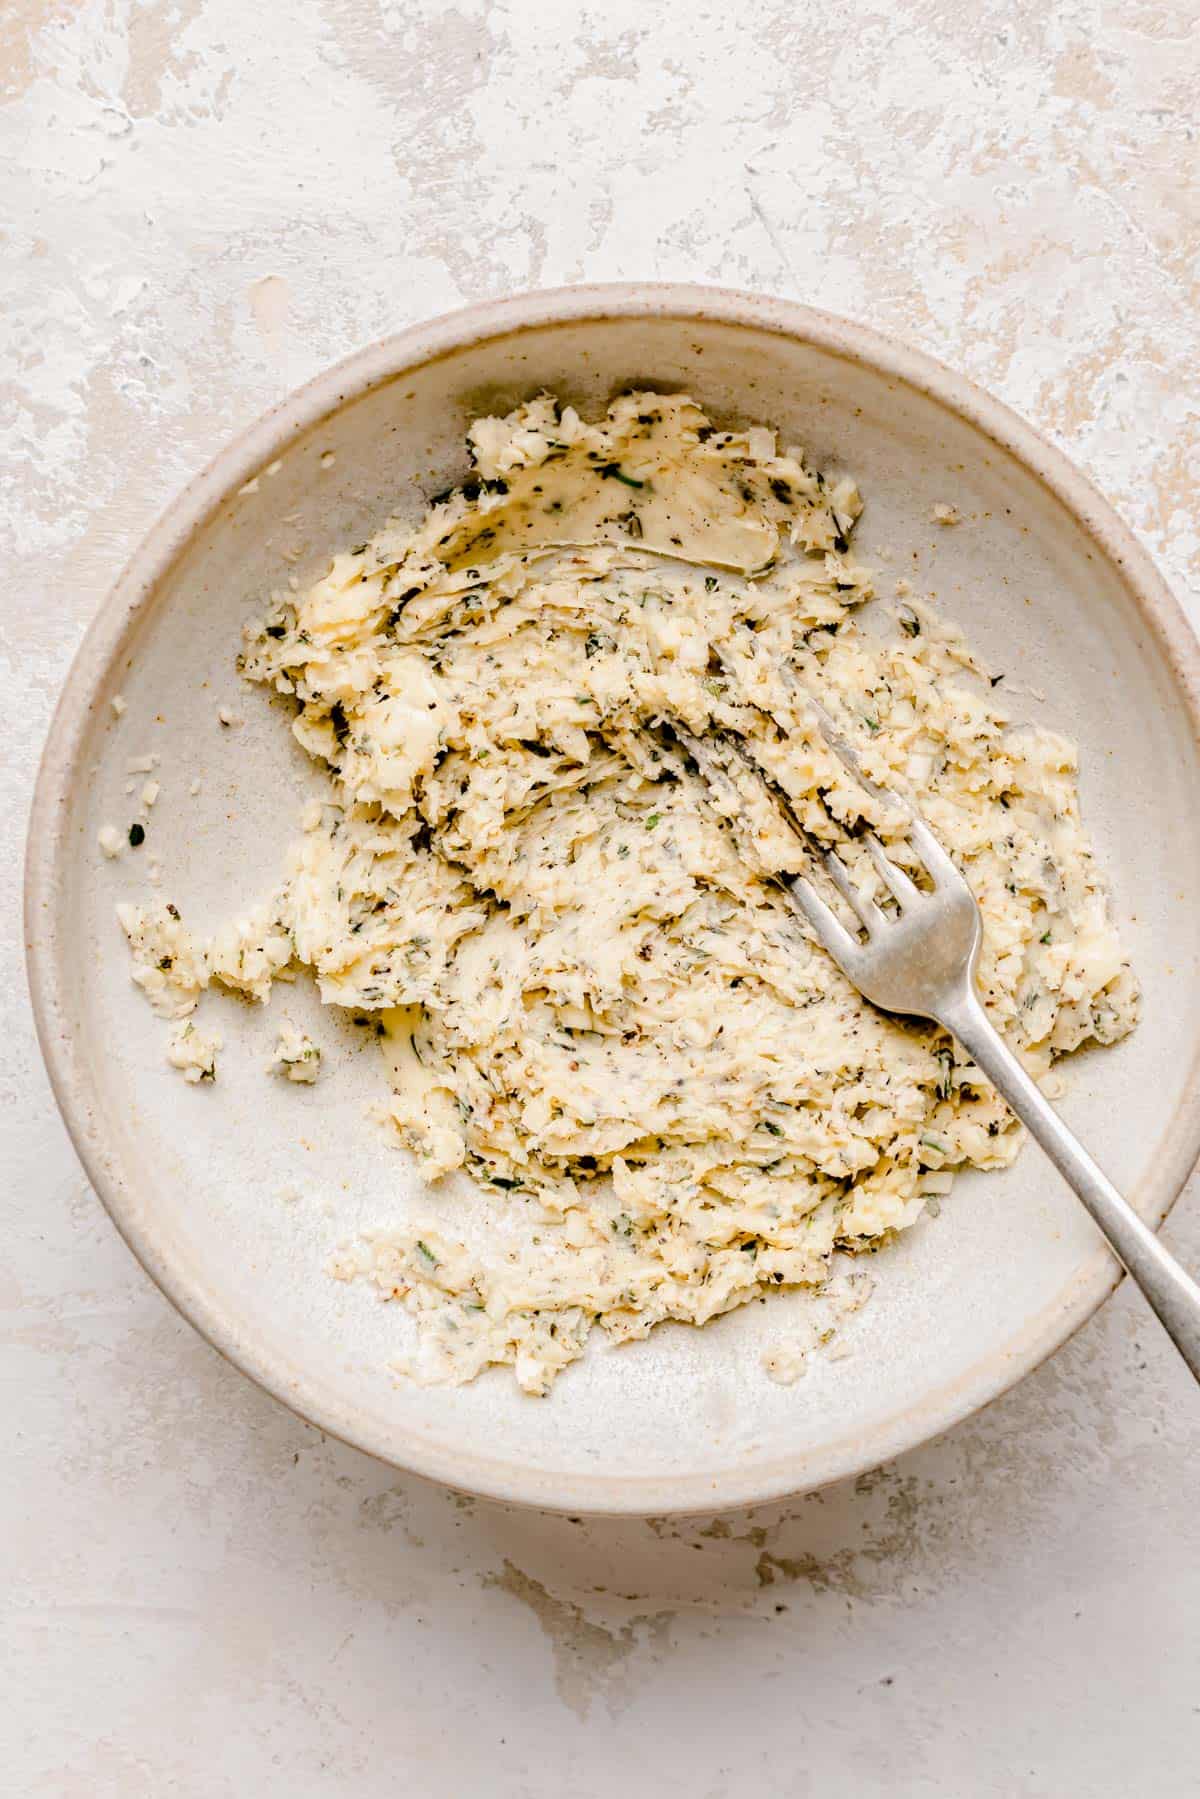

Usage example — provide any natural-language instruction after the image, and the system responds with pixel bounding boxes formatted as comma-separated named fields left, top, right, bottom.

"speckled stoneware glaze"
left=26, top=286, right=1200, bottom=1515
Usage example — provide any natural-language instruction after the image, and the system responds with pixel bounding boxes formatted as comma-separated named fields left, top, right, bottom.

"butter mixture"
left=117, top=393, right=1138, bottom=1393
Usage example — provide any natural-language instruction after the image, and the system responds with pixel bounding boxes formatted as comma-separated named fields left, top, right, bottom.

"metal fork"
left=676, top=724, right=1200, bottom=1384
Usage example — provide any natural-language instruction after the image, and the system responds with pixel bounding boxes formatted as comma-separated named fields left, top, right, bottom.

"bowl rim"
left=25, top=281, right=1200, bottom=1515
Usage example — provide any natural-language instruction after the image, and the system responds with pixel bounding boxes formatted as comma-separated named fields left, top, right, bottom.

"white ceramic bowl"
left=27, top=286, right=1200, bottom=1515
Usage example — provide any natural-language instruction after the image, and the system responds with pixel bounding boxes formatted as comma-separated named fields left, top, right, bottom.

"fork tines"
left=663, top=710, right=947, bottom=951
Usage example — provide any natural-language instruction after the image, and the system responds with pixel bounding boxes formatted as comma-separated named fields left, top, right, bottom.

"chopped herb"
left=388, top=586, right=421, bottom=627
left=490, top=1175, right=521, bottom=1190
left=645, top=814, right=661, bottom=829
left=415, top=1239, right=438, bottom=1267
left=704, top=576, right=718, bottom=593
left=598, top=463, right=644, bottom=489
left=329, top=701, right=349, bottom=743
left=990, top=673, right=1005, bottom=687
left=1040, top=929, right=1052, bottom=944
left=128, top=822, right=145, bottom=847
left=264, top=623, right=287, bottom=639
left=761, top=1118, right=783, bottom=1137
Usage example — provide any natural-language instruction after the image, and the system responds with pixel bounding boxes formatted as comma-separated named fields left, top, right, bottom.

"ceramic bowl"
left=26, top=285, right=1200, bottom=1514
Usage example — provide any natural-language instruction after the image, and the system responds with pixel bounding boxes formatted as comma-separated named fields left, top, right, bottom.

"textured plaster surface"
left=5, top=1, right=1200, bottom=1793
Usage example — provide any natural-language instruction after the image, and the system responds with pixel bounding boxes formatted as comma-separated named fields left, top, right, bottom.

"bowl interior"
left=35, top=301, right=1200, bottom=1511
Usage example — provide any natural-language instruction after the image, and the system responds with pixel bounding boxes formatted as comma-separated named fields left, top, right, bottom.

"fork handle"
left=939, top=987, right=1200, bottom=1385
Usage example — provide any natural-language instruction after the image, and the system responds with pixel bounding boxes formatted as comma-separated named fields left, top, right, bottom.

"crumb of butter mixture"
left=117, top=899, right=291, bottom=1021
left=166, top=1019, right=222, bottom=1084
left=114, top=392, right=1138, bottom=1394
left=270, top=1024, right=322, bottom=1083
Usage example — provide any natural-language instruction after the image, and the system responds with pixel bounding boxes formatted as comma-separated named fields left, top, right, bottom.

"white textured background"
left=5, top=2, right=1200, bottom=1793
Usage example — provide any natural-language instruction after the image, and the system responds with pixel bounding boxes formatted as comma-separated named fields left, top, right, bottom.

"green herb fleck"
left=599, top=463, right=644, bottom=489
